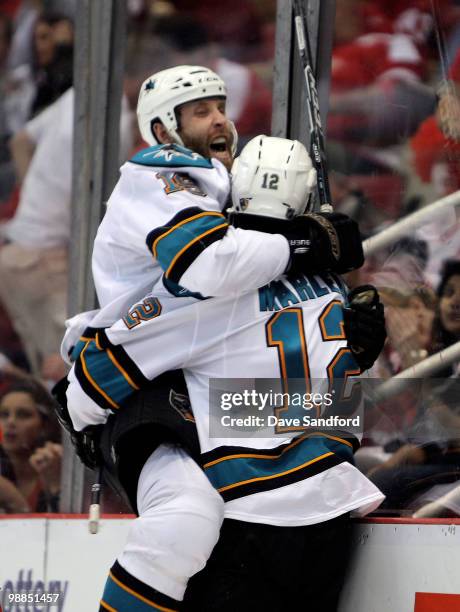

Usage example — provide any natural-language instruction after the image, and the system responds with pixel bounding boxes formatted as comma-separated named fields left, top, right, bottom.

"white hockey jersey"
left=66, top=272, right=383, bottom=526
left=92, top=143, right=290, bottom=307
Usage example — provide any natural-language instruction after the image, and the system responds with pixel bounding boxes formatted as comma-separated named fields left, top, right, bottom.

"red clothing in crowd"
left=329, top=31, right=426, bottom=141
left=1, top=0, right=21, bottom=18
left=410, top=116, right=460, bottom=188
left=410, top=46, right=460, bottom=191
left=332, top=33, right=425, bottom=92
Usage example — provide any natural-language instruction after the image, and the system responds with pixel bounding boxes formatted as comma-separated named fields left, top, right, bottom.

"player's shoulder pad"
left=130, top=143, right=213, bottom=169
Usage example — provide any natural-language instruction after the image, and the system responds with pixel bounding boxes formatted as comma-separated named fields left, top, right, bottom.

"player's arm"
left=146, top=205, right=363, bottom=297
left=126, top=152, right=362, bottom=298
left=63, top=300, right=199, bottom=431
left=173, top=164, right=363, bottom=295
left=146, top=205, right=290, bottom=296
left=228, top=210, right=364, bottom=278
left=9, top=129, right=36, bottom=185
left=63, top=327, right=154, bottom=432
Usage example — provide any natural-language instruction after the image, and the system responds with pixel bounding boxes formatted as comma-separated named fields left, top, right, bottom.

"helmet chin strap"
left=169, top=128, right=185, bottom=147
left=228, top=120, right=238, bottom=156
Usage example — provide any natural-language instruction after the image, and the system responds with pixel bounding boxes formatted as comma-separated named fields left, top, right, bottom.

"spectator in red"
left=1, top=1, right=21, bottom=19
left=329, top=0, right=435, bottom=153
left=410, top=47, right=460, bottom=197
left=409, top=47, right=460, bottom=286
left=327, top=0, right=437, bottom=227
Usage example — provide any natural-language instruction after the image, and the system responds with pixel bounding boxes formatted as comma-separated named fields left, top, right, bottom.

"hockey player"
left=58, top=62, right=367, bottom=534
left=58, top=66, right=369, bottom=605
left=64, top=136, right=386, bottom=611
left=58, top=64, right=367, bottom=515
left=63, top=64, right=364, bottom=344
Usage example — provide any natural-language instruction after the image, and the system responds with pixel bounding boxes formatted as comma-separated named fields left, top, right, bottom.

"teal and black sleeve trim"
left=100, top=560, right=180, bottom=612
left=74, top=330, right=149, bottom=412
left=201, top=432, right=358, bottom=502
left=69, top=326, right=101, bottom=362
left=146, top=206, right=229, bottom=283
left=97, top=330, right=149, bottom=388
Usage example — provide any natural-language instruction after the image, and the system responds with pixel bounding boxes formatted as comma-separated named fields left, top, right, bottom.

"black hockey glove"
left=319, top=212, right=364, bottom=274
left=282, top=212, right=364, bottom=274
left=343, top=285, right=387, bottom=372
left=230, top=210, right=363, bottom=275
left=51, top=377, right=103, bottom=470
left=284, top=213, right=342, bottom=275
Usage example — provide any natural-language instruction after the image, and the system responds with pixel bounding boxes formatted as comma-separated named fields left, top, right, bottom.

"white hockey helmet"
left=137, top=65, right=237, bottom=153
left=231, top=135, right=317, bottom=219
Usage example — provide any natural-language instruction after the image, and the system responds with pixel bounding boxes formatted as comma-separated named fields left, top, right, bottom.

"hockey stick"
left=293, top=0, right=333, bottom=212
left=430, top=0, right=450, bottom=87
left=89, top=466, right=102, bottom=534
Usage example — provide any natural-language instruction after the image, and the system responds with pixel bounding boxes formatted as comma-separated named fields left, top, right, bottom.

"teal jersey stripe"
left=70, top=338, right=86, bottom=362
left=102, top=575, right=168, bottom=611
left=204, top=435, right=354, bottom=492
left=156, top=214, right=226, bottom=274
left=268, top=309, right=308, bottom=379
left=81, top=340, right=136, bottom=408
left=320, top=300, right=345, bottom=338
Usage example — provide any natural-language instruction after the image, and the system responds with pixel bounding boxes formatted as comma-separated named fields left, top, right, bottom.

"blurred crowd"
left=327, top=0, right=460, bottom=518
left=0, top=0, right=460, bottom=516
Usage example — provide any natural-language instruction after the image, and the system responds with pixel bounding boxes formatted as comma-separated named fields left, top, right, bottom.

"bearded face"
left=177, top=98, right=234, bottom=170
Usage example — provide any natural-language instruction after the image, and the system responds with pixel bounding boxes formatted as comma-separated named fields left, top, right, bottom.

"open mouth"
left=3, top=432, right=18, bottom=444
left=207, top=135, right=232, bottom=169
left=209, top=136, right=229, bottom=154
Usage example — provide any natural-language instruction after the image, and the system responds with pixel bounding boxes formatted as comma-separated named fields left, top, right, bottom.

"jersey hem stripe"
left=217, top=451, right=334, bottom=492
left=216, top=454, right=344, bottom=502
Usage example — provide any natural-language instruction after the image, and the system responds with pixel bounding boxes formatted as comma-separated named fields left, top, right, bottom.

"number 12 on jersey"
left=265, top=303, right=361, bottom=433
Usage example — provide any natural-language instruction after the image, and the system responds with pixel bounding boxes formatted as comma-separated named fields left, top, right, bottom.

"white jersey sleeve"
left=179, top=227, right=289, bottom=296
